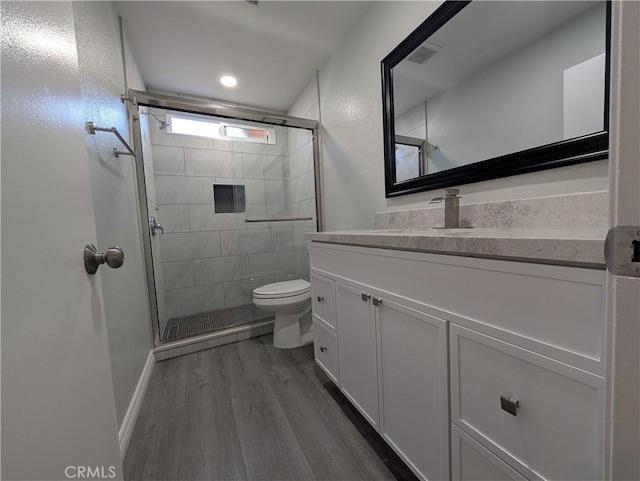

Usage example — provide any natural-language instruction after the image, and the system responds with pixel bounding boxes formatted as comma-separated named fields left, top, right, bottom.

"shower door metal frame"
left=127, top=89, right=322, bottom=348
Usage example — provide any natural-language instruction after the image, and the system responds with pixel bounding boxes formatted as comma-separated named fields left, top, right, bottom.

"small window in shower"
left=223, top=125, right=270, bottom=143
left=166, top=112, right=274, bottom=144
left=168, top=115, right=220, bottom=138
left=213, top=184, right=245, bottom=213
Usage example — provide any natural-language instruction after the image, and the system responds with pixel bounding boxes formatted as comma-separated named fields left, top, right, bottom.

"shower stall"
left=130, top=91, right=320, bottom=346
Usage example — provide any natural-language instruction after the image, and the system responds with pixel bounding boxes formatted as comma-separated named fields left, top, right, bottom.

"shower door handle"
left=149, top=216, right=164, bottom=236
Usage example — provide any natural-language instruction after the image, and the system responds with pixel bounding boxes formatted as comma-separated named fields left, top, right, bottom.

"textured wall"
left=318, top=1, right=609, bottom=230
left=72, top=1, right=152, bottom=429
left=318, top=1, right=441, bottom=230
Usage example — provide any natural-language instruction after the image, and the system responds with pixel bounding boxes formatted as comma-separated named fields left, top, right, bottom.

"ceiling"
left=116, top=1, right=372, bottom=113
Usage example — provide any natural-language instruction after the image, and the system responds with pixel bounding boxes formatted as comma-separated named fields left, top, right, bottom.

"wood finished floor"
left=124, top=335, right=420, bottom=481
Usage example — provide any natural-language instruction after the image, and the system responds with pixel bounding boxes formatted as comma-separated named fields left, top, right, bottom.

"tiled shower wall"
left=148, top=108, right=316, bottom=320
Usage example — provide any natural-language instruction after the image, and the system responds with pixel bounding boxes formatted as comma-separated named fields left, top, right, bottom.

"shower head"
left=141, top=112, right=168, bottom=131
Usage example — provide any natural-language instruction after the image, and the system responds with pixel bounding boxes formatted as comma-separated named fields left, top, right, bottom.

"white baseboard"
left=119, top=350, right=155, bottom=458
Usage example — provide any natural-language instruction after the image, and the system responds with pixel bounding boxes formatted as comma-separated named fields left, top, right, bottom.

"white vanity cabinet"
left=311, top=247, right=450, bottom=481
left=309, top=241, right=606, bottom=481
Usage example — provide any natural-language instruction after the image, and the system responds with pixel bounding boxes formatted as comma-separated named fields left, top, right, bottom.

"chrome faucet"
left=430, top=188, right=461, bottom=229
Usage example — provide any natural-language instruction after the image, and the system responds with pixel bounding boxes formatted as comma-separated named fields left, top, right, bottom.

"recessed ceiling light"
left=220, top=75, right=237, bottom=87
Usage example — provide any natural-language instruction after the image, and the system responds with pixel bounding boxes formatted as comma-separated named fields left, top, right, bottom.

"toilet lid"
left=253, top=279, right=310, bottom=299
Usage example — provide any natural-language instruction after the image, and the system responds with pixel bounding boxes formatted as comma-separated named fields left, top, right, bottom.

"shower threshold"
left=161, top=303, right=273, bottom=342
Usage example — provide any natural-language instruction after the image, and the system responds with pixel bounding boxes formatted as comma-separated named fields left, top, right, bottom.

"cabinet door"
left=336, top=282, right=379, bottom=428
left=378, top=298, right=449, bottom=481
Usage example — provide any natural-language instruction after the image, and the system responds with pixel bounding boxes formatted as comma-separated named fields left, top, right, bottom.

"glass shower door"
left=140, top=106, right=317, bottom=343
left=232, top=122, right=316, bottom=297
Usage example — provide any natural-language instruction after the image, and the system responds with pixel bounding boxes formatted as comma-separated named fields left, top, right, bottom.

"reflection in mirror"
left=395, top=135, right=425, bottom=181
left=383, top=1, right=609, bottom=196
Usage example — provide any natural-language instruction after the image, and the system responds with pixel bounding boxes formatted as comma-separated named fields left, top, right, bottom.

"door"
left=604, top=2, right=640, bottom=479
left=2, top=3, right=123, bottom=480
left=378, top=298, right=449, bottom=481
left=336, top=282, right=379, bottom=428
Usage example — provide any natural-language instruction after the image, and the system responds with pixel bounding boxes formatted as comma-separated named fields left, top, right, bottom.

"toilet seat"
left=253, top=279, right=310, bottom=299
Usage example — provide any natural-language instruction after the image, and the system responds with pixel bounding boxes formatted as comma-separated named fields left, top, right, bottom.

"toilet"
left=253, top=279, right=313, bottom=349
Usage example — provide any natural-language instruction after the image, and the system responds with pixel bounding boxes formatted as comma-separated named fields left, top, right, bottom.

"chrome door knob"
left=84, top=244, right=125, bottom=274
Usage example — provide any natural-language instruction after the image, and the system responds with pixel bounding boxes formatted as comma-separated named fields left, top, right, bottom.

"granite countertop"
left=305, top=228, right=607, bottom=268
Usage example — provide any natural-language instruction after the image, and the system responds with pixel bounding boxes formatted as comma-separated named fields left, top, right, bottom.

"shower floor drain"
left=162, top=304, right=273, bottom=342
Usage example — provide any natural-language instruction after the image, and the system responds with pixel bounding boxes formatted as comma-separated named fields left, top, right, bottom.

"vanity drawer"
left=311, top=272, right=336, bottom=330
left=451, top=424, right=527, bottom=481
left=450, top=324, right=603, bottom=481
left=313, top=317, right=339, bottom=384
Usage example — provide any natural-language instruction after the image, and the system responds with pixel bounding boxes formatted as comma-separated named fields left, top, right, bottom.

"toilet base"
left=273, top=309, right=313, bottom=349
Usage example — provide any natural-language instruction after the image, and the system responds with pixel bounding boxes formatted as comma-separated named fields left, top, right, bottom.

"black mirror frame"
left=382, top=0, right=611, bottom=198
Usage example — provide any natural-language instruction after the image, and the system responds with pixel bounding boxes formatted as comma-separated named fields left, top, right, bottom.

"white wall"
left=318, top=1, right=609, bottom=230
left=72, top=1, right=153, bottom=428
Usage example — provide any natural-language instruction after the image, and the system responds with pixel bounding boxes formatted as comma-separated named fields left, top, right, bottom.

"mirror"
left=382, top=1, right=610, bottom=197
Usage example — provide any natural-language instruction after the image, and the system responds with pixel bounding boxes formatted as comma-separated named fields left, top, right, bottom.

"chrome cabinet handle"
left=317, top=296, right=324, bottom=302
left=320, top=346, right=327, bottom=353
left=361, top=293, right=371, bottom=302
left=84, top=245, right=124, bottom=274
left=149, top=216, right=164, bottom=236
left=500, top=396, right=520, bottom=416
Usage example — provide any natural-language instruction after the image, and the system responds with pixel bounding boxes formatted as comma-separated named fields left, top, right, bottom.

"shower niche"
left=213, top=184, right=246, bottom=214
